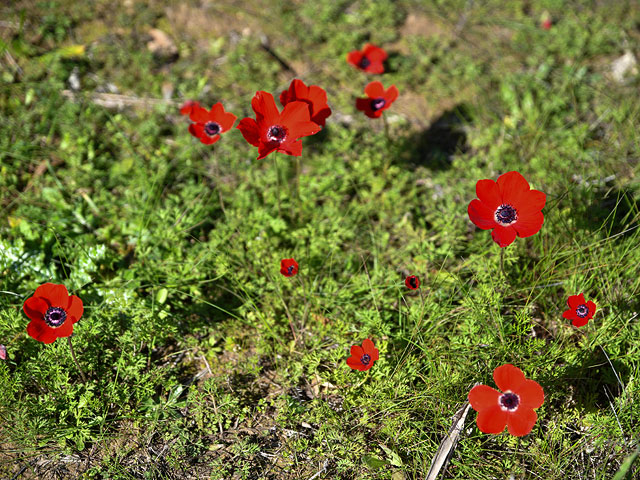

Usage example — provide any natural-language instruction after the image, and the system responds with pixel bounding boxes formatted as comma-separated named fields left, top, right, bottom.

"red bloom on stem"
left=405, top=275, right=420, bottom=290
left=468, top=171, right=546, bottom=248
left=280, top=258, right=299, bottom=277
left=180, top=100, right=200, bottom=116
left=237, top=91, right=321, bottom=160
left=346, top=339, right=379, bottom=371
left=562, top=293, right=596, bottom=327
left=469, top=364, right=544, bottom=437
left=187, top=103, right=237, bottom=145
left=347, top=44, right=388, bottom=74
left=23, top=283, right=84, bottom=344
left=279, top=79, right=332, bottom=128
left=355, top=81, right=398, bottom=119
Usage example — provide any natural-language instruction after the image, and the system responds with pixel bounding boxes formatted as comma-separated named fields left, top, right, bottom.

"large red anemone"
left=23, top=283, right=84, bottom=344
left=467, top=171, right=546, bottom=248
left=237, top=91, right=321, bottom=160
left=469, top=364, right=544, bottom=437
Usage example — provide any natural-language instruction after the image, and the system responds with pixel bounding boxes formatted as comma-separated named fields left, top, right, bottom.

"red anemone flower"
left=469, top=364, right=544, bottom=437
left=346, top=339, right=379, bottom=371
left=562, top=293, right=596, bottom=327
left=237, top=91, right=321, bottom=160
left=180, top=100, right=200, bottom=116
left=187, top=103, right=237, bottom=145
left=23, top=283, right=84, bottom=344
left=405, top=275, right=420, bottom=290
left=468, top=171, right=546, bottom=248
left=355, top=81, right=398, bottom=119
left=279, top=79, right=332, bottom=128
left=347, top=44, right=388, bottom=74
left=280, top=258, right=299, bottom=277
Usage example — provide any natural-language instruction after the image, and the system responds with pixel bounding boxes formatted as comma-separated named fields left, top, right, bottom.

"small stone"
left=611, top=51, right=637, bottom=83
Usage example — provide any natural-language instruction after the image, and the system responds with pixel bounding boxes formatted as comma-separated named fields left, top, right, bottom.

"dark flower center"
left=499, top=392, right=520, bottom=411
left=204, top=121, right=221, bottom=136
left=287, top=265, right=296, bottom=275
left=360, top=354, right=371, bottom=365
left=370, top=98, right=386, bottom=111
left=408, top=277, right=417, bottom=288
left=495, top=204, right=518, bottom=226
left=44, top=306, right=67, bottom=328
left=359, top=57, right=371, bottom=68
left=267, top=125, right=287, bottom=143
left=576, top=304, right=589, bottom=318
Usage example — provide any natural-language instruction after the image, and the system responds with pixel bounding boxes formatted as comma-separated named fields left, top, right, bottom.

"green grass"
left=1, top=0, right=639, bottom=478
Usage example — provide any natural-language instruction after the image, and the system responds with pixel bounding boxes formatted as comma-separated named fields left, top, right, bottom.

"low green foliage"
left=1, top=0, right=639, bottom=478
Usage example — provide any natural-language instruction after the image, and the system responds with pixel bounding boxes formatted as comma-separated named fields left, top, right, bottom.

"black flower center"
left=204, top=121, right=221, bottom=136
left=44, top=306, right=67, bottom=328
left=287, top=265, right=296, bottom=275
left=360, top=354, right=371, bottom=365
left=499, top=392, right=520, bottom=411
left=576, top=304, right=589, bottom=318
left=267, top=125, right=287, bottom=143
left=359, top=57, right=371, bottom=68
left=408, top=277, right=417, bottom=288
left=495, top=204, right=518, bottom=226
left=370, top=97, right=386, bottom=111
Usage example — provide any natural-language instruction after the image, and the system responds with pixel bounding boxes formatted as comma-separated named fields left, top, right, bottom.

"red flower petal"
left=219, top=111, right=237, bottom=132
left=514, top=189, right=546, bottom=217
left=476, top=405, right=508, bottom=434
left=346, top=50, right=364, bottom=68
left=278, top=139, right=303, bottom=157
left=365, top=62, right=385, bottom=75
left=237, top=118, right=260, bottom=147
left=572, top=317, right=589, bottom=327
left=355, top=97, right=375, bottom=118
left=513, top=211, right=544, bottom=238
left=468, top=199, right=497, bottom=230
left=361, top=339, right=378, bottom=360
left=189, top=122, right=204, bottom=139
left=364, top=81, right=385, bottom=99
left=27, top=319, right=58, bottom=344
left=384, top=85, right=399, bottom=104
left=189, top=105, right=211, bottom=124
left=280, top=102, right=320, bottom=140
left=66, top=295, right=84, bottom=323
left=491, top=225, right=517, bottom=247
left=210, top=103, right=224, bottom=118
left=347, top=355, right=368, bottom=371
left=512, top=379, right=544, bottom=409
left=363, top=44, right=388, bottom=62
left=257, top=142, right=279, bottom=160
left=23, top=296, right=48, bottom=322
left=506, top=408, right=537, bottom=436
left=34, top=283, right=69, bottom=309
left=567, top=294, right=586, bottom=310
left=54, top=318, right=75, bottom=339
left=586, top=301, right=596, bottom=316
left=497, top=171, right=530, bottom=201
left=493, top=364, right=526, bottom=392
left=469, top=384, right=501, bottom=410
left=350, top=344, right=364, bottom=358
left=562, top=308, right=579, bottom=321
left=475, top=179, right=502, bottom=210
left=180, top=100, right=199, bottom=116
left=251, top=91, right=280, bottom=125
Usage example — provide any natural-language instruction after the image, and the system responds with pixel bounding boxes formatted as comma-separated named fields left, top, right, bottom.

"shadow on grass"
left=573, top=185, right=639, bottom=238
left=393, top=103, right=471, bottom=171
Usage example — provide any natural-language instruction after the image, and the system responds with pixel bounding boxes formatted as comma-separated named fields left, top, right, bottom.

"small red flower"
left=346, top=339, right=379, bottom=371
left=280, top=258, right=299, bottom=277
left=469, top=364, right=544, bottom=437
left=355, top=81, right=398, bottom=119
left=468, top=171, right=546, bottom=248
left=347, top=44, right=388, bottom=74
left=279, top=79, right=332, bottom=128
left=405, top=275, right=420, bottom=290
left=180, top=100, right=199, bottom=116
left=541, top=18, right=552, bottom=30
left=23, top=283, right=84, bottom=344
left=187, top=103, right=237, bottom=145
left=237, top=91, right=321, bottom=160
left=562, top=293, right=596, bottom=327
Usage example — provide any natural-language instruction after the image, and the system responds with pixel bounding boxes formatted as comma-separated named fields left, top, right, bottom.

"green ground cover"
left=1, top=0, right=639, bottom=478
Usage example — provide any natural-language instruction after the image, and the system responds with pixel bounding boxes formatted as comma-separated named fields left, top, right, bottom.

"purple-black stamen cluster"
left=44, top=307, right=67, bottom=328
left=267, top=125, right=287, bottom=143
left=370, top=98, right=386, bottom=111
left=495, top=204, right=517, bottom=225
left=576, top=304, right=589, bottom=318
left=499, top=392, right=519, bottom=411
left=360, top=354, right=371, bottom=365
left=204, top=121, right=221, bottom=136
